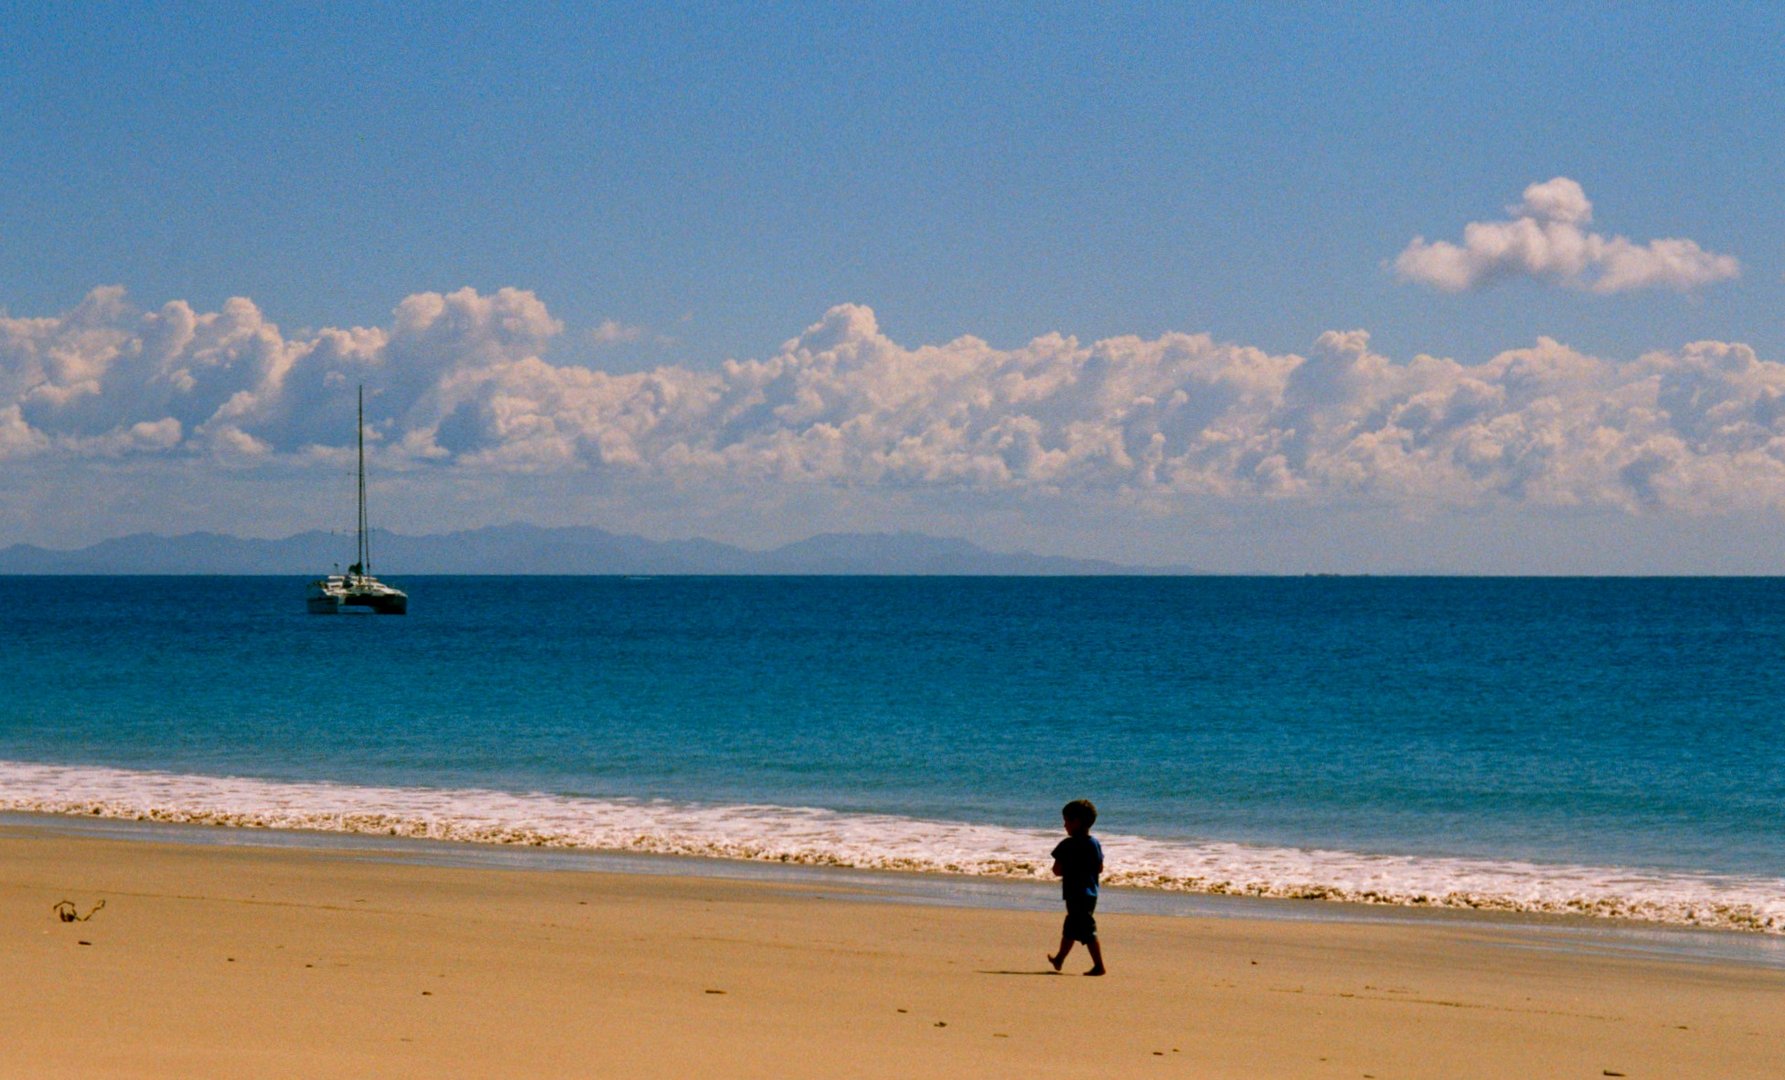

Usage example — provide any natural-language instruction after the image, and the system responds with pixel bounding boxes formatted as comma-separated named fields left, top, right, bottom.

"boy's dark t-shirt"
left=1051, top=834, right=1103, bottom=905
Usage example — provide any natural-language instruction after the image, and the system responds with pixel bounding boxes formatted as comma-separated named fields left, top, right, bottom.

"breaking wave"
left=4, top=760, right=1781, bottom=934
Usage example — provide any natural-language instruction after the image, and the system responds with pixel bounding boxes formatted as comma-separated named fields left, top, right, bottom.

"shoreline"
left=7, top=759, right=1783, bottom=938
left=11, top=821, right=1785, bottom=1078
left=12, top=810, right=1785, bottom=972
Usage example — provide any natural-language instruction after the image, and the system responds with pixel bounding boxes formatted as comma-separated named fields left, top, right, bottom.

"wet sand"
left=7, top=825, right=1783, bottom=1078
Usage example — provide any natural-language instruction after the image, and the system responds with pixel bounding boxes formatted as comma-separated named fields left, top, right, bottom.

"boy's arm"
left=1051, top=860, right=1063, bottom=877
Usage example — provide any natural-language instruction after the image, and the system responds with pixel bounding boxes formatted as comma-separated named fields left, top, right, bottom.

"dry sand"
left=6, top=824, right=1782, bottom=1079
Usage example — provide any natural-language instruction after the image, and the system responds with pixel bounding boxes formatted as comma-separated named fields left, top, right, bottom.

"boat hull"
left=306, top=576, right=408, bottom=615
left=343, top=591, right=407, bottom=615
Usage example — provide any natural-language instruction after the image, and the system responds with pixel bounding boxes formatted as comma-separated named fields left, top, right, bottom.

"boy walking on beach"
left=1048, top=799, right=1106, bottom=976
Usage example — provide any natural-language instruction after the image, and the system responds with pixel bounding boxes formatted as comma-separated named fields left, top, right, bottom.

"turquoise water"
left=3, top=576, right=1783, bottom=930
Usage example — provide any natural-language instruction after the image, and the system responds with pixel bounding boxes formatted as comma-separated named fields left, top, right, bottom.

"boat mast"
left=357, top=385, right=370, bottom=576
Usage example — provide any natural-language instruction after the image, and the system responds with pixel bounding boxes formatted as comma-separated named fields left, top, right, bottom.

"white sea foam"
left=4, top=760, right=1781, bottom=934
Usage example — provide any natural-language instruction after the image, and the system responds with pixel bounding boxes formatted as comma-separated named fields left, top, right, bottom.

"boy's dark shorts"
left=1062, top=899, right=1098, bottom=943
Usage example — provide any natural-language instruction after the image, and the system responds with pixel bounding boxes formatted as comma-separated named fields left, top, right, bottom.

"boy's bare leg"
left=1085, top=937, right=1106, bottom=976
left=1047, top=937, right=1072, bottom=971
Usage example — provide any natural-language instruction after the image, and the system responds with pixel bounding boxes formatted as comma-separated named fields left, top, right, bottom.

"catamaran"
left=306, top=387, right=408, bottom=614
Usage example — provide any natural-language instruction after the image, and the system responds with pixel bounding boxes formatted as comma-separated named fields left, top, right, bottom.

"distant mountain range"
left=0, top=525, right=1192, bottom=575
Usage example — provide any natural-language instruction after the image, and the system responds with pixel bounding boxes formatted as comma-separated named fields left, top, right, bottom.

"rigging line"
left=357, top=384, right=369, bottom=574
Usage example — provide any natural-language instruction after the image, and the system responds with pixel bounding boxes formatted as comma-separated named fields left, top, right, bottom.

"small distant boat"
left=307, top=387, right=407, bottom=615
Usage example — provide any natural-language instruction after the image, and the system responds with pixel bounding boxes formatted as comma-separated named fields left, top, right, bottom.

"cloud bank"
left=1395, top=178, right=1741, bottom=294
left=5, top=285, right=1785, bottom=515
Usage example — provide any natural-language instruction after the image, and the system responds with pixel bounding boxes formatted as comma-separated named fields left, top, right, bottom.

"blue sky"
left=3, top=3, right=1783, bottom=570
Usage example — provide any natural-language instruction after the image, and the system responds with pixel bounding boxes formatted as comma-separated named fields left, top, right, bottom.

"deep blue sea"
left=3, top=576, right=1782, bottom=932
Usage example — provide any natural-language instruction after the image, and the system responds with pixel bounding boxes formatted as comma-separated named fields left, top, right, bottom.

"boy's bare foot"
left=1085, top=966, right=1107, bottom=976
left=1047, top=953, right=1064, bottom=972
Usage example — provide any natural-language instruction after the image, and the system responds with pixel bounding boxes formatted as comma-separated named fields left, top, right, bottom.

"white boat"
left=307, top=387, right=408, bottom=615
left=306, top=571, right=408, bottom=615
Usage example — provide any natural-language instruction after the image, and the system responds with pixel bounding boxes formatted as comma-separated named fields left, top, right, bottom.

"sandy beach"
left=5, top=823, right=1781, bottom=1079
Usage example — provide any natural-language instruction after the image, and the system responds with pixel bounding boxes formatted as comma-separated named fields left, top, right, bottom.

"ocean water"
left=3, top=575, right=1782, bottom=933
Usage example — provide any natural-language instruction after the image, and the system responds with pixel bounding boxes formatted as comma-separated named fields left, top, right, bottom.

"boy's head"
left=1061, top=799, right=1097, bottom=835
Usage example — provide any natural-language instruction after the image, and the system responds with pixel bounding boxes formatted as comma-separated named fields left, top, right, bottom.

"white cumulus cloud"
left=1394, top=178, right=1740, bottom=294
left=4, top=287, right=1785, bottom=515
